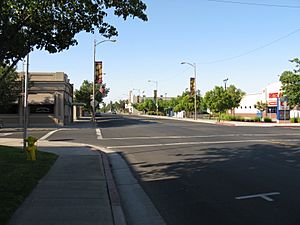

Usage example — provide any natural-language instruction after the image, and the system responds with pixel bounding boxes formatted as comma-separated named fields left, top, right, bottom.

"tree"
left=134, top=98, right=156, bottom=113
left=0, top=66, right=22, bottom=113
left=204, top=85, right=244, bottom=116
left=256, top=100, right=268, bottom=117
left=0, top=0, right=147, bottom=78
left=226, top=85, right=245, bottom=114
left=74, top=80, right=109, bottom=112
left=279, top=58, right=300, bottom=108
left=204, top=86, right=228, bottom=115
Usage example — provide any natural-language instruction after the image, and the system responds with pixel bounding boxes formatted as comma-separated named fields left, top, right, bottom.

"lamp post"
left=223, top=78, right=228, bottom=90
left=181, top=62, right=197, bottom=120
left=92, top=39, right=116, bottom=122
left=148, top=80, right=158, bottom=113
left=23, top=54, right=29, bottom=152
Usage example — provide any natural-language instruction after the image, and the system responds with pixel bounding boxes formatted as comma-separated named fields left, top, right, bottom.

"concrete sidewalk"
left=138, top=114, right=300, bottom=127
left=2, top=139, right=126, bottom=225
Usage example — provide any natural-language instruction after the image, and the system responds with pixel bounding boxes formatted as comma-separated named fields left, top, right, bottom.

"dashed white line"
left=96, top=128, right=103, bottom=139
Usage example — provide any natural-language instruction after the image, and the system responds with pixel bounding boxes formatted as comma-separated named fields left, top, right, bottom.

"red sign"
left=269, top=93, right=278, bottom=99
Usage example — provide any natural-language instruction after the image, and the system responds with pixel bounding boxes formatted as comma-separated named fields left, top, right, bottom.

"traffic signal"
left=190, top=77, right=195, bottom=95
left=95, top=61, right=103, bottom=84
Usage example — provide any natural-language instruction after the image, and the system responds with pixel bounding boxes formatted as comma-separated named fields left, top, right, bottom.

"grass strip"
left=0, top=145, right=58, bottom=225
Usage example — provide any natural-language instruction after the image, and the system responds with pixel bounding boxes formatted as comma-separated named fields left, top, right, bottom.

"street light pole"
left=181, top=62, right=197, bottom=120
left=148, top=80, right=158, bottom=114
left=223, top=78, right=228, bottom=90
left=23, top=54, right=29, bottom=151
left=92, top=39, right=116, bottom=122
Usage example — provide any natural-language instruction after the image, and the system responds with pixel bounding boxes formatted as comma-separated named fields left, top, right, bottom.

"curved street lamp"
left=181, top=62, right=197, bottom=120
left=92, top=39, right=116, bottom=122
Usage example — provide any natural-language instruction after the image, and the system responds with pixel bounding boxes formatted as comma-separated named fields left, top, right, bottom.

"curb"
left=99, top=150, right=128, bottom=225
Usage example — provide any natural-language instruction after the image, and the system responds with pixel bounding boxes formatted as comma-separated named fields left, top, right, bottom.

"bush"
left=290, top=117, right=298, bottom=123
left=146, top=111, right=156, bottom=115
left=254, top=117, right=261, bottom=122
left=220, top=114, right=245, bottom=122
left=146, top=111, right=165, bottom=116
left=298, top=117, right=300, bottom=123
left=263, top=117, right=272, bottom=122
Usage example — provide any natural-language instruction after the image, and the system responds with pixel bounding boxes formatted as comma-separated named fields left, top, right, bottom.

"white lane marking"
left=96, top=128, right=103, bottom=139
left=39, top=129, right=60, bottom=140
left=235, top=192, right=280, bottom=202
left=0, top=133, right=13, bottom=137
left=106, top=139, right=270, bottom=149
left=102, top=133, right=300, bottom=140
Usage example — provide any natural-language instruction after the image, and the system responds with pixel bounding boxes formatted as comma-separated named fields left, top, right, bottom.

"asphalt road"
left=3, top=114, right=300, bottom=225
left=93, top=114, right=300, bottom=225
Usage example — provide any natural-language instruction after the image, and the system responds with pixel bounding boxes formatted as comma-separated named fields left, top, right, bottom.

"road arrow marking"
left=235, top=192, right=280, bottom=202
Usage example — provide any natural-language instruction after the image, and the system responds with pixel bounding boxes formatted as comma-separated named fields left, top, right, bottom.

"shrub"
left=254, top=117, right=261, bottom=122
left=234, top=116, right=244, bottom=121
left=298, top=117, right=300, bottom=123
left=220, top=114, right=245, bottom=122
left=263, top=117, right=272, bottom=122
left=290, top=117, right=298, bottom=123
left=146, top=111, right=165, bottom=116
left=147, top=111, right=156, bottom=115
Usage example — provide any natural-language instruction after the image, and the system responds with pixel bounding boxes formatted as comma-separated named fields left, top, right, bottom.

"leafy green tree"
left=226, top=85, right=245, bottom=113
left=134, top=98, right=156, bottom=113
left=0, top=0, right=147, bottom=78
left=256, top=101, right=268, bottom=116
left=0, top=66, right=22, bottom=113
left=279, top=58, right=300, bottom=108
left=204, top=86, right=228, bottom=115
left=74, top=80, right=109, bottom=112
left=204, top=85, right=244, bottom=116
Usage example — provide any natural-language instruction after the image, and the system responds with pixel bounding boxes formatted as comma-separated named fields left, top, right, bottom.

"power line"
left=208, top=0, right=300, bottom=9
left=199, top=28, right=300, bottom=64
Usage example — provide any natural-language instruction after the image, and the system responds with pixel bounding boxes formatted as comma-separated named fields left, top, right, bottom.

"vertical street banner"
left=154, top=90, right=157, bottom=103
left=95, top=61, right=103, bottom=84
left=190, top=77, right=195, bottom=96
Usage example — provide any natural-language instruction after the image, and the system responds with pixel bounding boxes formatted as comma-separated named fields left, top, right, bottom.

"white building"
left=235, top=82, right=299, bottom=119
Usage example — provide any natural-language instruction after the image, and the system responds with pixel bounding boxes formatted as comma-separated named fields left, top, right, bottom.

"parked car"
left=36, top=107, right=50, bottom=113
left=95, top=112, right=102, bottom=117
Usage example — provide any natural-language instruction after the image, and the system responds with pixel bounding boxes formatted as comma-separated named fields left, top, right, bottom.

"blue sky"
left=19, top=0, right=300, bottom=103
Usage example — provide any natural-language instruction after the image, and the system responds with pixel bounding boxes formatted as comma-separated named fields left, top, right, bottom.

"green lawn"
left=0, top=146, right=58, bottom=225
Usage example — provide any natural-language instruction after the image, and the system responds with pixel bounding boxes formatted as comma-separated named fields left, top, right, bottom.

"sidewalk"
left=1, top=139, right=126, bottom=225
left=138, top=114, right=300, bottom=127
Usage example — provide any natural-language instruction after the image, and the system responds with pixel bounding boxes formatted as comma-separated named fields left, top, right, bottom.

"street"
left=2, top=114, right=300, bottom=225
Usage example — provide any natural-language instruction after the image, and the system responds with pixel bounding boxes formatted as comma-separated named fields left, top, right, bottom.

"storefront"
left=234, top=82, right=298, bottom=121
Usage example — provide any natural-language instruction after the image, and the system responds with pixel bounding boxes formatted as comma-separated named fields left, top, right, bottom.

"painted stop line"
left=235, top=192, right=280, bottom=202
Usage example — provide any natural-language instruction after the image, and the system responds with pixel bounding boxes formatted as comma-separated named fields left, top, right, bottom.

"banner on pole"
left=95, top=61, right=103, bottom=84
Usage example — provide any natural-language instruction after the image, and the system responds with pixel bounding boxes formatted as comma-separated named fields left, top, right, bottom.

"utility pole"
left=23, top=54, right=29, bottom=152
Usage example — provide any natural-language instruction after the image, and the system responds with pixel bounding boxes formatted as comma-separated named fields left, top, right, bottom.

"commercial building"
left=0, top=72, right=73, bottom=127
left=234, top=82, right=299, bottom=120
